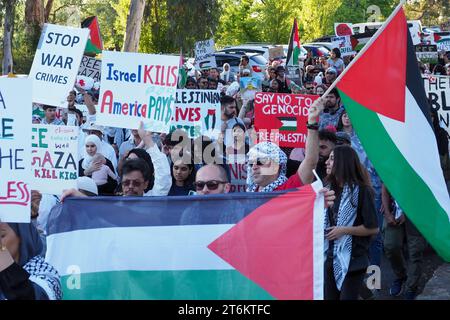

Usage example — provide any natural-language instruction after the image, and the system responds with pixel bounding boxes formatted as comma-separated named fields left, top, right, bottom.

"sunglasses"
left=194, top=180, right=227, bottom=191
left=122, top=179, right=145, bottom=187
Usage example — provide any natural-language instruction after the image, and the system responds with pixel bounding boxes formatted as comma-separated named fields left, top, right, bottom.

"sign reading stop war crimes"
left=31, top=124, right=79, bottom=195
left=29, top=24, right=89, bottom=106
left=97, top=51, right=179, bottom=133
left=78, top=55, right=101, bottom=82
left=422, top=75, right=450, bottom=135
left=0, top=78, right=32, bottom=223
left=171, top=90, right=221, bottom=139
left=254, top=92, right=319, bottom=148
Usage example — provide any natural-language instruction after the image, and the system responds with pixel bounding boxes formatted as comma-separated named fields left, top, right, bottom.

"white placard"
left=78, top=55, right=101, bottom=82
left=331, top=36, right=356, bottom=57
left=195, top=39, right=217, bottom=70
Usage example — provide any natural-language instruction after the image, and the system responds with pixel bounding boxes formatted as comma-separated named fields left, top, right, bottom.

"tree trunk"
left=2, top=0, right=16, bottom=75
left=123, top=0, right=146, bottom=52
left=44, top=0, right=54, bottom=22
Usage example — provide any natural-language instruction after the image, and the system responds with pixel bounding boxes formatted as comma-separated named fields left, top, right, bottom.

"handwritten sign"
left=269, top=46, right=284, bottom=60
left=31, top=124, right=79, bottom=195
left=96, top=51, right=179, bottom=133
left=254, top=92, right=319, bottom=148
left=29, top=24, right=89, bottom=106
left=195, top=39, right=216, bottom=70
left=0, top=78, right=32, bottom=223
left=78, top=55, right=101, bottom=82
left=423, top=75, right=450, bottom=136
left=172, top=90, right=221, bottom=139
left=331, top=36, right=356, bottom=57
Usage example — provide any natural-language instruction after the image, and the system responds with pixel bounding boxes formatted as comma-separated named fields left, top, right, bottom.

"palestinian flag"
left=286, top=18, right=301, bottom=66
left=81, top=16, right=103, bottom=55
left=278, top=117, right=297, bottom=131
left=178, top=51, right=187, bottom=88
left=45, top=185, right=324, bottom=299
left=336, top=5, right=450, bottom=261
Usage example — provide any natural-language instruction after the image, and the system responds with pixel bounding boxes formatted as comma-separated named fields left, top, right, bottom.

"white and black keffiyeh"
left=24, top=255, right=62, bottom=300
left=324, top=185, right=359, bottom=290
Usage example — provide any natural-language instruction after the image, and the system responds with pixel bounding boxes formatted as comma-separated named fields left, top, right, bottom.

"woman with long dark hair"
left=324, top=145, right=379, bottom=300
left=168, top=159, right=195, bottom=196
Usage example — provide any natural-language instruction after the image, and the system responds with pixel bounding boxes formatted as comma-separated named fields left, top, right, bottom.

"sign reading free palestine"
left=96, top=51, right=179, bottom=133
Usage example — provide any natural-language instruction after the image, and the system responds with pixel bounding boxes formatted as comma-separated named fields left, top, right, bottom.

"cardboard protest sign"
left=422, top=75, right=450, bottom=135
left=29, top=24, right=89, bottom=106
left=96, top=51, right=179, bottom=133
left=31, top=124, right=79, bottom=195
left=331, top=36, right=356, bottom=57
left=254, top=92, right=319, bottom=148
left=415, top=45, right=438, bottom=64
left=228, top=163, right=247, bottom=193
left=78, top=55, right=101, bottom=82
left=195, top=39, right=216, bottom=70
left=334, top=23, right=353, bottom=36
left=0, top=78, right=32, bottom=223
left=269, top=46, right=284, bottom=60
left=171, top=89, right=221, bottom=139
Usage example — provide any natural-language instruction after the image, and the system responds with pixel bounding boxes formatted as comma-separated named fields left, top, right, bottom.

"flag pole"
left=321, top=0, right=406, bottom=97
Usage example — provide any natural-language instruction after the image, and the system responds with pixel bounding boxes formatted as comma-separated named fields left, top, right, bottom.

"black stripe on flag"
left=406, top=23, right=432, bottom=128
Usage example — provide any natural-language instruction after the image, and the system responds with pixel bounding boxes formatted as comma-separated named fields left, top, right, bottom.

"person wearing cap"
left=323, top=67, right=338, bottom=87
left=41, top=105, right=64, bottom=125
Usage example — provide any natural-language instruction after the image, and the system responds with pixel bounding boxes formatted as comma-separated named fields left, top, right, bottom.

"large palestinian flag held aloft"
left=336, top=5, right=450, bottom=261
left=45, top=185, right=324, bottom=299
left=81, top=16, right=103, bottom=55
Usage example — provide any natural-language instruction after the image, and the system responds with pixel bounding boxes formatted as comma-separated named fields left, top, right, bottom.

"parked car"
left=213, top=52, right=268, bottom=80
left=218, top=44, right=277, bottom=61
left=302, top=44, right=331, bottom=57
left=305, top=42, right=334, bottom=52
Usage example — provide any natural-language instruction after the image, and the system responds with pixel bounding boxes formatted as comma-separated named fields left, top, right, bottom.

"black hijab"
left=9, top=223, right=43, bottom=266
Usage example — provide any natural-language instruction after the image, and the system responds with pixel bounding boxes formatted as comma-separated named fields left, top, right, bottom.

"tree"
left=2, top=0, right=17, bottom=74
left=123, top=0, right=145, bottom=52
left=405, top=0, right=450, bottom=26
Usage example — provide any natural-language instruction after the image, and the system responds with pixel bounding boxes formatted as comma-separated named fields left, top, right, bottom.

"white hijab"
left=82, top=134, right=102, bottom=170
left=220, top=63, right=231, bottom=82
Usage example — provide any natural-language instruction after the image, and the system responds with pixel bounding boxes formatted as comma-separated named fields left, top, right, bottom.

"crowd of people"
left=1, top=40, right=450, bottom=301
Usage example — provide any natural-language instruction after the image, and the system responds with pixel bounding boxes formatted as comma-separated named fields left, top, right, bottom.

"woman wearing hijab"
left=220, top=63, right=235, bottom=84
left=0, top=222, right=61, bottom=300
left=323, top=145, right=379, bottom=300
left=79, top=134, right=117, bottom=195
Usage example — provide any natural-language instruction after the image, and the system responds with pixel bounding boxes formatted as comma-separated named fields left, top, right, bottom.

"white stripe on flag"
left=312, top=180, right=325, bottom=300
left=46, top=224, right=235, bottom=276
left=281, top=120, right=297, bottom=127
left=378, top=88, right=450, bottom=219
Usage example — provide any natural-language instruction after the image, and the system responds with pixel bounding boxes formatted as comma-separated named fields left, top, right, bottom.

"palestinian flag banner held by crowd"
left=81, top=16, right=103, bottom=55
left=335, top=5, right=450, bottom=261
left=45, top=184, right=324, bottom=299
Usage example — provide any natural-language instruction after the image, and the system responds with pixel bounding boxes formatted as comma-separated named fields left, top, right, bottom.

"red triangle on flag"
left=208, top=186, right=317, bottom=300
left=337, top=8, right=407, bottom=122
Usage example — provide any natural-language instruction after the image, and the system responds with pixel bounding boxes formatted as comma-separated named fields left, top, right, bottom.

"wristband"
left=306, top=122, right=319, bottom=130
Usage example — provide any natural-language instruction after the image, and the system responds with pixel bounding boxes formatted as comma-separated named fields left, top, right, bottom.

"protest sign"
left=334, top=23, right=353, bottom=36
left=415, top=45, right=438, bottom=64
left=254, top=92, right=319, bottom=148
left=172, top=89, right=221, bottom=139
left=31, top=124, right=79, bottom=195
left=269, top=46, right=284, bottom=60
left=0, top=78, right=32, bottom=223
left=228, top=163, right=247, bottom=193
left=331, top=36, right=356, bottom=57
left=422, top=75, right=450, bottom=135
left=195, top=39, right=216, bottom=70
left=437, top=39, right=450, bottom=52
left=240, top=77, right=261, bottom=101
left=78, top=55, right=101, bottom=82
left=96, top=51, right=179, bottom=133
left=29, top=24, right=89, bottom=106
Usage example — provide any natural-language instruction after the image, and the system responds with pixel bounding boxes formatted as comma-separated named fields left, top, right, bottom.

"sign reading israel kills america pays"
left=254, top=92, right=319, bottom=148
left=29, top=24, right=89, bottom=106
left=0, top=78, right=32, bottom=223
left=97, top=51, right=179, bottom=133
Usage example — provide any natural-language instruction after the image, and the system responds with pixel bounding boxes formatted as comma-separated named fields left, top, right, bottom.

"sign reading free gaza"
left=97, top=51, right=179, bottom=133
left=254, top=92, right=319, bottom=148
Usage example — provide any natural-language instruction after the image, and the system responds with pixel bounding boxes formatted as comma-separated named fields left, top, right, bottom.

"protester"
left=319, top=88, right=344, bottom=129
left=267, top=79, right=282, bottom=93
left=168, top=159, right=195, bottom=196
left=239, top=55, right=253, bottom=77
left=89, top=153, right=118, bottom=187
left=185, top=77, right=198, bottom=89
left=198, top=76, right=209, bottom=89
left=194, top=164, right=231, bottom=195
left=0, top=223, right=62, bottom=300
left=323, top=67, right=338, bottom=88
left=324, top=145, right=379, bottom=300
left=314, top=84, right=327, bottom=96
left=316, top=129, right=337, bottom=180
left=220, top=63, right=235, bottom=84
left=82, top=124, right=118, bottom=170
left=41, top=105, right=64, bottom=125
left=327, top=48, right=345, bottom=74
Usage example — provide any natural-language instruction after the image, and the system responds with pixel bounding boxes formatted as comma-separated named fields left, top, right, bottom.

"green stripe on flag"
left=61, top=270, right=274, bottom=300
left=338, top=89, right=450, bottom=261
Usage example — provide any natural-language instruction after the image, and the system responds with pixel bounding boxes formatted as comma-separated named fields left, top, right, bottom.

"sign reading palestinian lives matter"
left=422, top=75, right=450, bottom=135
left=254, top=92, right=319, bottom=148
left=0, top=78, right=32, bottom=223
left=31, top=124, right=79, bottom=195
left=195, top=39, right=216, bottom=70
left=97, top=51, right=179, bottom=133
left=228, top=163, right=247, bottom=193
left=29, top=24, right=89, bottom=106
left=415, top=45, right=438, bottom=64
left=78, top=55, right=101, bottom=82
left=331, top=36, right=356, bottom=57
left=172, top=89, right=221, bottom=139
left=334, top=23, right=353, bottom=36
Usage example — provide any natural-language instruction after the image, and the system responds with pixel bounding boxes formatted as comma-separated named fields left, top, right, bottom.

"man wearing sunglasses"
left=194, top=164, right=231, bottom=195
